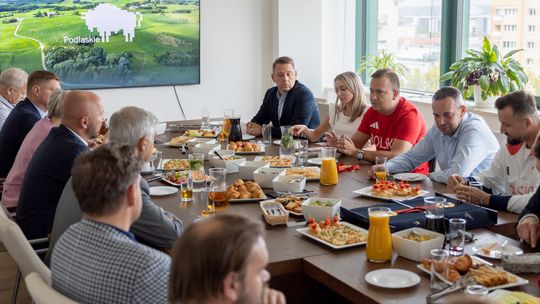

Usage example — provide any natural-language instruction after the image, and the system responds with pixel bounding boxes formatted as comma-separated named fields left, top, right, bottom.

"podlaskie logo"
left=64, top=3, right=143, bottom=45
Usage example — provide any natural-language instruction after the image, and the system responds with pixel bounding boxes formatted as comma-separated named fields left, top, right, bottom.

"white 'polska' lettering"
left=63, top=36, right=101, bottom=44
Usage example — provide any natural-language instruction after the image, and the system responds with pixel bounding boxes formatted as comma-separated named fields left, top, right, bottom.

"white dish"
left=208, top=149, right=235, bottom=167
left=159, top=159, right=190, bottom=171
left=273, top=140, right=281, bottom=145
left=242, top=134, right=256, bottom=140
left=472, top=241, right=523, bottom=259
left=365, top=269, right=420, bottom=289
left=296, top=222, right=367, bottom=249
left=272, top=174, right=306, bottom=193
left=393, top=173, right=427, bottom=182
left=284, top=167, right=321, bottom=181
left=306, top=158, right=338, bottom=166
left=212, top=156, right=246, bottom=173
left=229, top=193, right=268, bottom=202
left=163, top=141, right=185, bottom=148
left=416, top=256, right=529, bottom=291
left=352, top=186, right=429, bottom=202
left=238, top=160, right=267, bottom=180
left=192, top=142, right=220, bottom=159
left=231, top=144, right=265, bottom=155
left=301, top=197, right=341, bottom=222
left=253, top=166, right=286, bottom=188
left=149, top=186, right=178, bottom=196
left=391, top=228, right=445, bottom=262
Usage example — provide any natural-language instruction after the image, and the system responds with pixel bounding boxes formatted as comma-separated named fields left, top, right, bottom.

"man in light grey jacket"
left=46, top=106, right=182, bottom=263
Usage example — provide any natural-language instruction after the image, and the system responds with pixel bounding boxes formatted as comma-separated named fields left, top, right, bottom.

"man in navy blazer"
left=246, top=56, right=320, bottom=138
left=0, top=71, right=60, bottom=178
left=16, top=90, right=103, bottom=239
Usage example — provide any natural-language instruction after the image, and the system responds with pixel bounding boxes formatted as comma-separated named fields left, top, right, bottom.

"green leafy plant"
left=440, top=36, right=528, bottom=100
left=357, top=50, right=407, bottom=78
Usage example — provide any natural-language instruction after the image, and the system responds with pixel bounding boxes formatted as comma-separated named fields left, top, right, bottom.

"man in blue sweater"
left=246, top=56, right=320, bottom=138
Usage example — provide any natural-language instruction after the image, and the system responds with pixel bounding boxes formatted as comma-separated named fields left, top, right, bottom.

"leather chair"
left=25, top=272, right=77, bottom=304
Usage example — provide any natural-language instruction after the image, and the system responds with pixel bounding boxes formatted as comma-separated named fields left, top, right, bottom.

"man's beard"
left=506, top=137, right=523, bottom=145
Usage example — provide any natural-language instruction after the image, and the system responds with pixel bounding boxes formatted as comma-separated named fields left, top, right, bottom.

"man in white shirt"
left=449, top=91, right=540, bottom=214
left=0, top=67, right=28, bottom=130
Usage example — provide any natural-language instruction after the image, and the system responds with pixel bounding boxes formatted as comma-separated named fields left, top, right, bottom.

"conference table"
left=149, top=123, right=539, bottom=304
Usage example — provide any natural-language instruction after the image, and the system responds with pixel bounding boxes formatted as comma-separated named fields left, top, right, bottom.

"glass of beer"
left=180, top=171, right=193, bottom=202
left=374, top=156, right=388, bottom=181
left=208, top=168, right=228, bottom=211
left=218, top=109, right=234, bottom=141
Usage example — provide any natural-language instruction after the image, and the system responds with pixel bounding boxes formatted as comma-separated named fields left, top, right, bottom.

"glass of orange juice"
left=374, top=156, right=388, bottom=181
left=366, top=207, right=392, bottom=263
left=320, top=147, right=338, bottom=185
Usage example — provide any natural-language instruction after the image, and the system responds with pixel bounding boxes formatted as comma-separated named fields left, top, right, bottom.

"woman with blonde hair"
left=292, top=71, right=369, bottom=146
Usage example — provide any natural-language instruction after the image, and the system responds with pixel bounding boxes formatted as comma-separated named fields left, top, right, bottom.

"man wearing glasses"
left=377, top=86, right=499, bottom=183
left=338, top=68, right=429, bottom=174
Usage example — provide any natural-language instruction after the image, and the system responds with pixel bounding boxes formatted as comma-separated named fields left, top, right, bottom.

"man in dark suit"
left=16, top=90, right=103, bottom=239
left=0, top=71, right=60, bottom=178
left=246, top=56, right=320, bottom=138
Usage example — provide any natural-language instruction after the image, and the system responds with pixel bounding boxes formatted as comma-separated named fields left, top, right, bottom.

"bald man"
left=16, top=90, right=104, bottom=239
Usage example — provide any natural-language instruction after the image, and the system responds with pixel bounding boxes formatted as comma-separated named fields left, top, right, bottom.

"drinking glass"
left=218, top=109, right=234, bottom=141
left=296, top=139, right=309, bottom=166
left=424, top=197, right=446, bottom=234
left=198, top=189, right=214, bottom=218
left=448, top=218, right=466, bottom=256
left=469, top=181, right=483, bottom=204
left=464, top=285, right=488, bottom=297
left=201, top=107, right=210, bottom=130
left=151, top=150, right=163, bottom=177
left=319, top=147, right=338, bottom=185
left=208, top=168, right=228, bottom=212
left=366, top=207, right=392, bottom=263
left=279, top=125, right=294, bottom=156
left=180, top=171, right=193, bottom=202
left=374, top=156, right=388, bottom=182
left=262, top=124, right=272, bottom=145
left=189, top=153, right=206, bottom=192
left=430, top=249, right=449, bottom=292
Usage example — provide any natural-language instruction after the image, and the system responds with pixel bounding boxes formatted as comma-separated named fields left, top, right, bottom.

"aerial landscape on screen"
left=0, top=0, right=200, bottom=88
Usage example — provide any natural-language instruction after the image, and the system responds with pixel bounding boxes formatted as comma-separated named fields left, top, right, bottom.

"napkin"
left=337, top=163, right=360, bottom=173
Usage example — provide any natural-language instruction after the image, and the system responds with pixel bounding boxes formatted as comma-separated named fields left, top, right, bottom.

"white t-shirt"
left=328, top=105, right=368, bottom=138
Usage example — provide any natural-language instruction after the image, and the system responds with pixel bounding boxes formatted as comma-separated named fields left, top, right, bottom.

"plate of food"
left=184, top=129, right=217, bottom=138
left=226, top=179, right=267, bottom=202
left=297, top=218, right=368, bottom=249
left=161, top=170, right=190, bottom=186
left=393, top=173, right=427, bottom=182
left=242, top=134, right=256, bottom=141
left=160, top=159, right=190, bottom=171
left=284, top=167, right=320, bottom=181
left=164, top=136, right=190, bottom=147
left=353, top=180, right=427, bottom=201
left=227, top=141, right=264, bottom=154
left=255, top=156, right=293, bottom=168
left=417, top=255, right=528, bottom=291
left=275, top=194, right=309, bottom=216
left=472, top=241, right=523, bottom=259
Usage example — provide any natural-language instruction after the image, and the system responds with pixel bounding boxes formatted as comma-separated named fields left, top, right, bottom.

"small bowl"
left=238, top=160, right=267, bottom=180
left=192, top=142, right=220, bottom=159
left=272, top=174, right=306, bottom=193
left=187, top=138, right=215, bottom=150
left=208, top=149, right=234, bottom=167
left=253, top=166, right=285, bottom=188
left=260, top=200, right=289, bottom=226
left=212, top=155, right=245, bottom=173
left=301, top=197, right=341, bottom=222
left=391, top=228, right=445, bottom=262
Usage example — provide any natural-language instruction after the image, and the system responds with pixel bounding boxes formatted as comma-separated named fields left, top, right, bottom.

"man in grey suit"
left=47, top=106, right=182, bottom=263
left=51, top=143, right=170, bottom=303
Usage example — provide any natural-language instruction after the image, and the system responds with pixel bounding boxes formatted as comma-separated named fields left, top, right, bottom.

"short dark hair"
left=169, top=214, right=265, bottom=303
left=27, top=70, right=59, bottom=90
left=272, top=56, right=295, bottom=71
left=371, top=68, right=400, bottom=91
left=432, top=86, right=464, bottom=108
left=495, top=91, right=537, bottom=117
left=71, top=143, right=142, bottom=216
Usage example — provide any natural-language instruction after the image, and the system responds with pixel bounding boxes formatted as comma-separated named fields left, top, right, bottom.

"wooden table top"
left=149, top=127, right=539, bottom=303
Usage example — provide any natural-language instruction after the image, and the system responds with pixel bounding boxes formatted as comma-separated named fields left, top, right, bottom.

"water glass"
left=464, top=285, right=488, bottom=297
left=424, top=197, right=446, bottom=234
left=374, top=156, right=388, bottom=181
left=196, top=189, right=214, bottom=218
left=448, top=218, right=466, bottom=256
left=430, top=249, right=449, bottom=292
left=189, top=153, right=206, bottom=191
left=296, top=139, right=309, bottom=166
left=279, top=125, right=294, bottom=156
left=180, top=171, right=193, bottom=202
left=151, top=150, right=163, bottom=177
left=208, top=168, right=228, bottom=212
left=201, top=107, right=210, bottom=129
left=469, top=181, right=483, bottom=203
left=262, top=124, right=272, bottom=145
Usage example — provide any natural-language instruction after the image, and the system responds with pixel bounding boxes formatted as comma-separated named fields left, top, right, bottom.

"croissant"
left=447, top=269, right=461, bottom=282
left=455, top=254, right=472, bottom=273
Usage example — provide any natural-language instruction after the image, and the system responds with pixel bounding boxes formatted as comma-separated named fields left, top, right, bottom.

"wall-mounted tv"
left=0, top=0, right=200, bottom=89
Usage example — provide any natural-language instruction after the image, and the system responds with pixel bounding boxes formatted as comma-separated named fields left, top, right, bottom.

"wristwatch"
left=355, top=150, right=364, bottom=161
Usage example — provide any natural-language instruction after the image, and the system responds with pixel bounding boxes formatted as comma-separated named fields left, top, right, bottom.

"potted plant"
left=440, top=36, right=528, bottom=107
left=357, top=50, right=407, bottom=79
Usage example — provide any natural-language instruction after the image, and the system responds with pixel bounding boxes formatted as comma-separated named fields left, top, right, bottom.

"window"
left=528, top=41, right=535, bottom=49
left=530, top=8, right=536, bottom=15
left=375, top=0, right=442, bottom=92
left=527, top=58, right=534, bottom=65
left=502, top=41, right=517, bottom=48
left=529, top=25, right=536, bottom=32
left=503, top=25, right=517, bottom=31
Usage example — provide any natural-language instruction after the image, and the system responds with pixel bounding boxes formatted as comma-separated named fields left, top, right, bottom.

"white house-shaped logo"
left=82, top=3, right=142, bottom=43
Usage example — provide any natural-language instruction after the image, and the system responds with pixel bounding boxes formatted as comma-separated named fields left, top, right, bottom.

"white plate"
left=416, top=256, right=528, bottom=291
left=159, top=159, right=190, bottom=171
left=365, top=269, right=420, bottom=288
left=297, top=222, right=368, bottom=249
left=352, top=185, right=429, bottom=202
left=229, top=193, right=268, bottom=203
left=229, top=144, right=265, bottom=155
left=242, top=134, right=256, bottom=140
left=472, top=241, right=523, bottom=259
left=284, top=167, right=321, bottom=181
left=163, top=142, right=185, bottom=148
left=273, top=139, right=281, bottom=145
left=149, top=186, right=178, bottom=196
left=307, top=158, right=323, bottom=166
left=393, top=173, right=427, bottom=182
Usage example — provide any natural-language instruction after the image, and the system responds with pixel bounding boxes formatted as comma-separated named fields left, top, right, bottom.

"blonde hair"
left=333, top=71, right=368, bottom=123
left=47, top=89, right=69, bottom=119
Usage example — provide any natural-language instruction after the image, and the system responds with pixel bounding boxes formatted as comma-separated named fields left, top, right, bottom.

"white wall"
left=92, top=0, right=274, bottom=123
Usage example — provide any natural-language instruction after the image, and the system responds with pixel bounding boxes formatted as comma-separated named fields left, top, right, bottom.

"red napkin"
left=337, top=163, right=360, bottom=173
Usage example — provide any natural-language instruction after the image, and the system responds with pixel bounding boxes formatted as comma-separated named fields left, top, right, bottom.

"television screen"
left=0, top=0, right=200, bottom=89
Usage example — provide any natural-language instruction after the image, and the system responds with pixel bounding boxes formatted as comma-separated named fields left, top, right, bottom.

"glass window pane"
left=470, top=0, right=540, bottom=94
left=376, top=0, right=442, bottom=92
